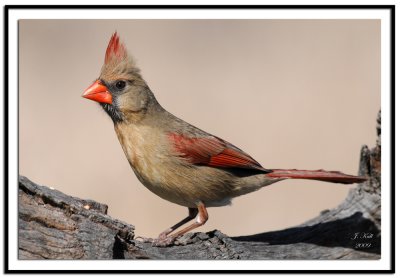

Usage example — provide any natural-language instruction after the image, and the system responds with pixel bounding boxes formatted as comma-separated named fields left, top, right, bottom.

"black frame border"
left=4, top=4, right=395, bottom=274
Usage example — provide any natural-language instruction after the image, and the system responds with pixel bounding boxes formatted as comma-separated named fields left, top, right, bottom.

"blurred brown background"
left=19, top=20, right=380, bottom=237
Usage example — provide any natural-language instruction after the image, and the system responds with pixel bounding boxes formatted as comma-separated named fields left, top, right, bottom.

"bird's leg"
left=136, top=207, right=198, bottom=245
left=141, top=202, right=209, bottom=247
left=157, top=207, right=198, bottom=240
left=167, top=202, right=208, bottom=240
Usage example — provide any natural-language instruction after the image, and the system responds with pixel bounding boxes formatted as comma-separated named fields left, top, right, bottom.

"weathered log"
left=18, top=111, right=381, bottom=260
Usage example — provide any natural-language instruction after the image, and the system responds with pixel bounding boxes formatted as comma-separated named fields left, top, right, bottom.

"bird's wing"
left=168, top=133, right=267, bottom=171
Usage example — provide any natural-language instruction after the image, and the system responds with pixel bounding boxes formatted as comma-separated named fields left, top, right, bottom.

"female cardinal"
left=82, top=32, right=366, bottom=246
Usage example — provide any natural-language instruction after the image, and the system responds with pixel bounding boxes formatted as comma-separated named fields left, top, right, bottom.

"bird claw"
left=152, top=236, right=176, bottom=247
left=134, top=236, right=151, bottom=242
left=135, top=235, right=177, bottom=247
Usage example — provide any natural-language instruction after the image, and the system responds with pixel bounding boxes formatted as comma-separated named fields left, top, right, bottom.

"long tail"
left=266, top=169, right=367, bottom=184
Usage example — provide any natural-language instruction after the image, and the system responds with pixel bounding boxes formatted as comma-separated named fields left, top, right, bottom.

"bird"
left=82, top=32, right=367, bottom=246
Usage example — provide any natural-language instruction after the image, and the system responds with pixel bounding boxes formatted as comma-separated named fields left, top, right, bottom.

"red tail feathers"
left=266, top=169, right=367, bottom=184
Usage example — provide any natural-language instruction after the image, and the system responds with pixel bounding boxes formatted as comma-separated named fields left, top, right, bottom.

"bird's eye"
left=115, top=80, right=126, bottom=90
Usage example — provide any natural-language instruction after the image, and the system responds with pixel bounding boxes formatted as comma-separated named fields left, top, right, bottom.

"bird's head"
left=82, top=32, right=157, bottom=123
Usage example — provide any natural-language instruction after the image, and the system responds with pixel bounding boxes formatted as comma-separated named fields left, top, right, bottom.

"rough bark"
left=18, top=111, right=381, bottom=260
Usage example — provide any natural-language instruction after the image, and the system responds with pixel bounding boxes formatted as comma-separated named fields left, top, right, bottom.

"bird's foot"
left=135, top=235, right=177, bottom=247
left=152, top=236, right=176, bottom=247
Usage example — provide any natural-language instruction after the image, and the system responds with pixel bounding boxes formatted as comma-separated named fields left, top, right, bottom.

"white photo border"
left=5, top=5, right=394, bottom=273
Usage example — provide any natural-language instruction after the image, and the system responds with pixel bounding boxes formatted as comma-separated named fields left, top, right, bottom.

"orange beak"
left=82, top=80, right=112, bottom=104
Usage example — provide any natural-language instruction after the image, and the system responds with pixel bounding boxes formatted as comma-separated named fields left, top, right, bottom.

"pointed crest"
left=104, top=32, right=127, bottom=64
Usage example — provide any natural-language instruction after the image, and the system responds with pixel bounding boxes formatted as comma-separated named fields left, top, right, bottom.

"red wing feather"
left=168, top=133, right=266, bottom=171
